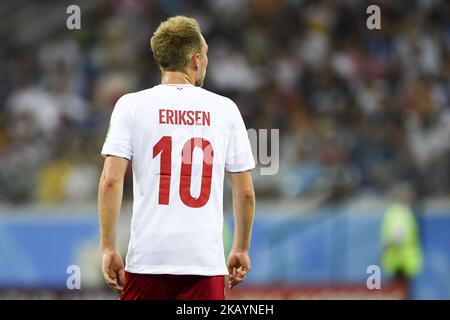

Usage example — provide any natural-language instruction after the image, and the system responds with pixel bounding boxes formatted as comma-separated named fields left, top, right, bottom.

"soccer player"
left=98, top=16, right=256, bottom=300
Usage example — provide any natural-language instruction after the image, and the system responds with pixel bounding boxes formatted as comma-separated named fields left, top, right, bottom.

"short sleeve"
left=225, top=102, right=256, bottom=172
left=101, top=95, right=133, bottom=160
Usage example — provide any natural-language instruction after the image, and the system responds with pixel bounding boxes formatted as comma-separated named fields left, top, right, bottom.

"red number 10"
left=153, top=136, right=213, bottom=208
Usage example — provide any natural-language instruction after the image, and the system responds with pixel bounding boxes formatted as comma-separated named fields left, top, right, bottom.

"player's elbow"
left=99, top=173, right=123, bottom=191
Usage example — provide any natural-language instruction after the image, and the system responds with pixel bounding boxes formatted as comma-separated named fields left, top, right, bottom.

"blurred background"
left=0, top=0, right=449, bottom=299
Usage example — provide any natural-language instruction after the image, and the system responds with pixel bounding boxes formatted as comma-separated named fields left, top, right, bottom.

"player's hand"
left=102, top=249, right=126, bottom=294
left=227, top=249, right=251, bottom=289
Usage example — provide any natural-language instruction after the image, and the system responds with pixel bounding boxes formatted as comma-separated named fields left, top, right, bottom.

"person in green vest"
left=381, top=184, right=423, bottom=281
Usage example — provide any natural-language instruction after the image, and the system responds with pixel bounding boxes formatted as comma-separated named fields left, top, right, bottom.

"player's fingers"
left=235, top=266, right=248, bottom=281
left=103, top=264, right=117, bottom=278
left=104, top=274, right=123, bottom=293
left=113, top=283, right=123, bottom=293
left=229, top=277, right=237, bottom=289
left=229, top=277, right=243, bottom=289
left=233, top=267, right=238, bottom=279
left=118, top=269, right=126, bottom=288
left=234, top=274, right=246, bottom=282
left=103, top=271, right=118, bottom=287
left=228, top=273, right=236, bottom=289
left=236, top=266, right=248, bottom=278
left=228, top=269, right=238, bottom=289
left=227, top=269, right=235, bottom=288
left=109, top=283, right=123, bottom=293
left=227, top=265, right=233, bottom=278
left=103, top=269, right=115, bottom=282
left=234, top=273, right=247, bottom=282
left=229, top=266, right=248, bottom=284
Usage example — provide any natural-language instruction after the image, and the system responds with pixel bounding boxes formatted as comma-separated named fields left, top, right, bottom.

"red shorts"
left=120, top=272, right=225, bottom=300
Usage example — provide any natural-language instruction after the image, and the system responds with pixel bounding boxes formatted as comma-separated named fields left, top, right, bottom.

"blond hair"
left=150, top=16, right=203, bottom=72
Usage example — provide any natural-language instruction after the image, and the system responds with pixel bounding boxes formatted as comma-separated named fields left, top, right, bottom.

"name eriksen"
left=159, top=108, right=210, bottom=126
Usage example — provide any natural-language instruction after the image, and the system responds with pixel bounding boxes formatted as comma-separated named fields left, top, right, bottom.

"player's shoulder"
left=197, top=87, right=238, bottom=109
left=113, top=86, right=164, bottom=108
left=118, top=86, right=159, bottom=101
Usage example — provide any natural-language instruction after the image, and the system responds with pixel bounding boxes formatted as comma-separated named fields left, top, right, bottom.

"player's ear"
left=193, top=52, right=200, bottom=70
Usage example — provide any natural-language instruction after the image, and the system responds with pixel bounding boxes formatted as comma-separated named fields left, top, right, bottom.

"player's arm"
left=227, top=170, right=255, bottom=289
left=98, top=155, right=129, bottom=293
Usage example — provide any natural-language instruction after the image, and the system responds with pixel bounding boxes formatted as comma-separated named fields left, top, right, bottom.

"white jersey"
left=101, top=84, right=255, bottom=276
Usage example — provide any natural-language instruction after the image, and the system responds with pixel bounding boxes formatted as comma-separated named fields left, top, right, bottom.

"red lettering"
left=152, top=136, right=214, bottom=208
left=203, top=111, right=210, bottom=126
left=166, top=109, right=174, bottom=124
left=159, top=109, right=210, bottom=126
left=178, top=110, right=187, bottom=125
left=159, top=109, right=165, bottom=124
left=179, top=138, right=213, bottom=208
left=152, top=136, right=172, bottom=205
left=186, top=110, right=194, bottom=125
left=195, top=111, right=202, bottom=125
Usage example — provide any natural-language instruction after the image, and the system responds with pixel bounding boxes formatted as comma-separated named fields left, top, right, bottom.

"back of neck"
left=161, top=71, right=194, bottom=86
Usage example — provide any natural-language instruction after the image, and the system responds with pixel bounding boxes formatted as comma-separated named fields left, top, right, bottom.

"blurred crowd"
left=0, top=0, right=449, bottom=205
